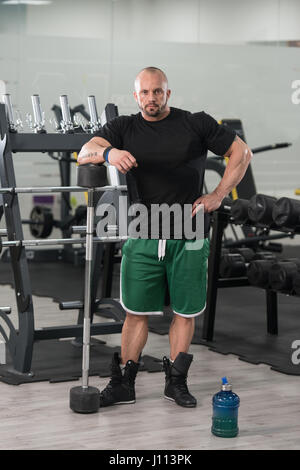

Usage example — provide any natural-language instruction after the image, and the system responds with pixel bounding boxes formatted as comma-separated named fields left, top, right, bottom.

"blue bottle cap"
left=221, top=376, right=232, bottom=391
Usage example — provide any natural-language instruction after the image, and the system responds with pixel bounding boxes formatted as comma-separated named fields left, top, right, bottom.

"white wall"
left=20, top=0, right=300, bottom=43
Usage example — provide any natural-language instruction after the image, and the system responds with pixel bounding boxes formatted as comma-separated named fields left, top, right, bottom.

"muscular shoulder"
left=188, top=110, right=225, bottom=137
left=189, top=110, right=213, bottom=126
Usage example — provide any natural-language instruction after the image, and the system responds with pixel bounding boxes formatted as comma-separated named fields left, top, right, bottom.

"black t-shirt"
left=96, top=107, right=236, bottom=238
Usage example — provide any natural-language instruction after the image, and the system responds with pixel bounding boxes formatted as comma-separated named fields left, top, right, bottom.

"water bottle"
left=211, top=377, right=240, bottom=438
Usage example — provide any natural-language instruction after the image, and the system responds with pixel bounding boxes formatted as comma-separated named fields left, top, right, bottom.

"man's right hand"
left=107, top=148, right=138, bottom=174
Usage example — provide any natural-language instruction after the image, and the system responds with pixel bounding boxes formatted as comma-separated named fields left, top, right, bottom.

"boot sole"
left=115, top=400, right=136, bottom=405
left=100, top=400, right=136, bottom=407
left=164, top=395, right=197, bottom=408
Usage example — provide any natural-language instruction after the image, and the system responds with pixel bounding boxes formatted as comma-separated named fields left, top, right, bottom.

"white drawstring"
left=158, top=239, right=166, bottom=261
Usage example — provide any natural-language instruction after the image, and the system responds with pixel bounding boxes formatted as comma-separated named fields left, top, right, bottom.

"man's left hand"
left=192, top=191, right=224, bottom=217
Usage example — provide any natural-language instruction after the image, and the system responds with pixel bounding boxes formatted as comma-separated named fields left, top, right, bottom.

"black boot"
left=163, top=352, right=197, bottom=408
left=100, top=352, right=139, bottom=407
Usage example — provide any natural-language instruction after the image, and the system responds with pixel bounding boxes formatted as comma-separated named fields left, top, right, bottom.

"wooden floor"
left=0, top=284, right=299, bottom=451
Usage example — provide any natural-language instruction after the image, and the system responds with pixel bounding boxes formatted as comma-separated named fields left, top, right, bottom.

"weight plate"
left=29, top=205, right=54, bottom=239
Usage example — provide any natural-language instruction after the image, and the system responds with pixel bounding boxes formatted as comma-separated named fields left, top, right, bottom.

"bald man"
left=78, top=66, right=252, bottom=408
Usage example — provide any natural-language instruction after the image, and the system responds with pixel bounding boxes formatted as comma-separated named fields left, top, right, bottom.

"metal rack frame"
left=0, top=102, right=125, bottom=376
left=202, top=208, right=298, bottom=342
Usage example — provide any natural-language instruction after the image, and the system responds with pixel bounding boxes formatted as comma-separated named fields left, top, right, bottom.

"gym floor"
left=0, top=285, right=299, bottom=451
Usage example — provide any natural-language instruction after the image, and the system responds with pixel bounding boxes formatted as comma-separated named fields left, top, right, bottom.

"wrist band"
left=103, top=146, right=113, bottom=163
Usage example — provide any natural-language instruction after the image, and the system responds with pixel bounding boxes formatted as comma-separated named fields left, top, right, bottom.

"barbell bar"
left=0, top=184, right=127, bottom=195
left=0, top=235, right=128, bottom=253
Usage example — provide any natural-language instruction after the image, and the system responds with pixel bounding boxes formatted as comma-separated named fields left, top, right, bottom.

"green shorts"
left=120, top=238, right=210, bottom=317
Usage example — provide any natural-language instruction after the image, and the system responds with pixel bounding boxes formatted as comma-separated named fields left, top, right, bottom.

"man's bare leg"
left=100, top=312, right=148, bottom=407
left=168, top=315, right=195, bottom=361
left=121, top=312, right=149, bottom=364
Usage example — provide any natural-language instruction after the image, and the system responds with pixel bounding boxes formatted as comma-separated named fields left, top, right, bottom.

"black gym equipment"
left=219, top=119, right=291, bottom=200
left=76, top=163, right=107, bottom=188
left=292, top=272, right=300, bottom=296
left=272, top=197, right=300, bottom=229
left=252, top=251, right=277, bottom=261
left=201, top=199, right=300, bottom=342
left=0, top=101, right=129, bottom=378
left=69, top=164, right=104, bottom=414
left=59, top=103, right=131, bottom=342
left=219, top=247, right=256, bottom=278
left=219, top=253, right=246, bottom=278
left=230, top=198, right=252, bottom=225
left=4, top=95, right=103, bottom=263
left=248, top=194, right=277, bottom=226
left=231, top=247, right=255, bottom=262
left=247, top=260, right=276, bottom=289
left=269, top=258, right=300, bottom=294
left=223, top=192, right=293, bottom=252
left=28, top=205, right=54, bottom=239
left=219, top=248, right=274, bottom=280
left=0, top=98, right=93, bottom=265
left=246, top=251, right=278, bottom=289
left=204, top=119, right=292, bottom=251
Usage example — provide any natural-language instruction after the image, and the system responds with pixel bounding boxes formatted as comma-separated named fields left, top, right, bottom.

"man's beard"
left=139, top=99, right=168, bottom=118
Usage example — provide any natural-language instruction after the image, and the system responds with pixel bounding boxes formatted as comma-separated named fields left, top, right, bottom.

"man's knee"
left=173, top=314, right=195, bottom=325
left=125, top=312, right=149, bottom=324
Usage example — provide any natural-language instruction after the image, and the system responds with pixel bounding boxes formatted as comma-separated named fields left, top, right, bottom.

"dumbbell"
left=246, top=252, right=278, bottom=288
left=230, top=198, right=251, bottom=225
left=248, top=194, right=277, bottom=226
left=219, top=253, right=246, bottom=278
left=69, top=163, right=107, bottom=414
left=269, top=258, right=300, bottom=293
left=219, top=197, right=233, bottom=213
left=219, top=247, right=256, bottom=278
left=59, top=205, right=87, bottom=232
left=252, top=251, right=278, bottom=261
left=219, top=248, right=254, bottom=278
left=272, top=197, right=300, bottom=229
left=230, top=247, right=255, bottom=263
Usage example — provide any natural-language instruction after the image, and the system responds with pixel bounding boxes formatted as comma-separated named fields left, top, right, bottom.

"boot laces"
left=100, top=366, right=122, bottom=397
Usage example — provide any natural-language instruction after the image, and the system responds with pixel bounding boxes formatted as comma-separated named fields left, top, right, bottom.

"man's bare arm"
left=192, top=135, right=252, bottom=215
left=213, top=135, right=253, bottom=200
left=77, top=136, right=112, bottom=165
left=77, top=136, right=138, bottom=174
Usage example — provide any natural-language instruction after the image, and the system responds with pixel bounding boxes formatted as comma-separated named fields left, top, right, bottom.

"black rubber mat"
left=0, top=339, right=162, bottom=385
left=193, top=287, right=300, bottom=376
left=0, top=257, right=86, bottom=303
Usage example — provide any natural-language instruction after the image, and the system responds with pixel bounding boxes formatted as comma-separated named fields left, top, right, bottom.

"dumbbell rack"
left=202, top=207, right=299, bottom=342
left=0, top=103, right=126, bottom=376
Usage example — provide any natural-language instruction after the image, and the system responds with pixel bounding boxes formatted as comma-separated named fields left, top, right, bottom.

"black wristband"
left=103, top=146, right=114, bottom=163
